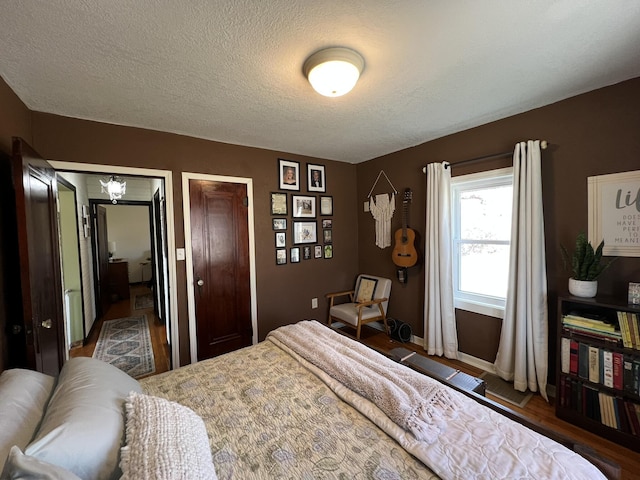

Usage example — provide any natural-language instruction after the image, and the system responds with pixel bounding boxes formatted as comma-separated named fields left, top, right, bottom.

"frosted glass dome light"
left=303, top=47, right=364, bottom=97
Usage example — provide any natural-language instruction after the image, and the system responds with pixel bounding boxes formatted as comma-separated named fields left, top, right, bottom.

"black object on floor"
left=389, top=347, right=486, bottom=396
left=387, top=318, right=412, bottom=343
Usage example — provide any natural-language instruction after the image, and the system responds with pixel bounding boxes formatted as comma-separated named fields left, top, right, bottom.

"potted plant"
left=560, top=232, right=616, bottom=298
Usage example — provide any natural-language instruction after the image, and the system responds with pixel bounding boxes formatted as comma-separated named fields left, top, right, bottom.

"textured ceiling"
left=1, top=1, right=640, bottom=163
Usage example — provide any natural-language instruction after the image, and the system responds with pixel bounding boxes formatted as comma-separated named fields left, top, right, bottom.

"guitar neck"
left=402, top=200, right=410, bottom=238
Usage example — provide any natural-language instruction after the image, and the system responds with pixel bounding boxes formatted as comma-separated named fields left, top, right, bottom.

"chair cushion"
left=330, top=303, right=384, bottom=326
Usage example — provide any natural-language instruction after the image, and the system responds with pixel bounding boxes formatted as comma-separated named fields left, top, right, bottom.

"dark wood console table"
left=107, top=260, right=129, bottom=301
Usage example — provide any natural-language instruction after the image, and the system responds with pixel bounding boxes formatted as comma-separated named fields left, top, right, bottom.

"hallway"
left=70, top=284, right=170, bottom=378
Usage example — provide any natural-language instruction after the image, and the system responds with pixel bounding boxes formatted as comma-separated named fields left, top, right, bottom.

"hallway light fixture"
left=100, top=175, right=126, bottom=204
left=303, top=47, right=364, bottom=97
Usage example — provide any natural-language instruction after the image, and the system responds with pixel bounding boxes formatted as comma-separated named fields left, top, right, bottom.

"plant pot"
left=568, top=278, right=598, bottom=298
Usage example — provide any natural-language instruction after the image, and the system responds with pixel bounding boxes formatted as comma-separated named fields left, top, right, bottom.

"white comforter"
left=268, top=321, right=606, bottom=480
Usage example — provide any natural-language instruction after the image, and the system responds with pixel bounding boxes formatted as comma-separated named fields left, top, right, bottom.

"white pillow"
left=0, top=369, right=55, bottom=470
left=1, top=446, right=82, bottom=480
left=25, top=357, right=141, bottom=480
left=120, top=392, right=217, bottom=480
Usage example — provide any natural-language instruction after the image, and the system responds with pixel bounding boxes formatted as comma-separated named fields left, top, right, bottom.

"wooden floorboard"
left=352, top=325, right=640, bottom=480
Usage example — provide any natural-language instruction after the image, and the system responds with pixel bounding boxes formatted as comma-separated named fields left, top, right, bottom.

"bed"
left=1, top=320, right=612, bottom=479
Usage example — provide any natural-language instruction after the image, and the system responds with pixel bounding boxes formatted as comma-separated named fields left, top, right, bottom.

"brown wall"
left=0, top=79, right=32, bottom=372
left=0, top=79, right=360, bottom=367
left=357, top=77, right=640, bottom=375
left=2, top=74, right=639, bottom=374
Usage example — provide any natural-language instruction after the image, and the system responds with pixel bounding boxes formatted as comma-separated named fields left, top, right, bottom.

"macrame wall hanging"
left=367, top=170, right=398, bottom=249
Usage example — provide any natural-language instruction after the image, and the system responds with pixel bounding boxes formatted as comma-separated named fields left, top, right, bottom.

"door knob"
left=197, top=278, right=204, bottom=287
left=41, top=319, right=53, bottom=329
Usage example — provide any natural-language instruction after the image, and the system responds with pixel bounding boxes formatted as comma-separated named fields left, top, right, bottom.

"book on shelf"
left=628, top=312, right=640, bottom=348
left=624, top=357, right=636, bottom=394
left=570, top=339, right=579, bottom=375
left=616, top=397, right=629, bottom=433
left=588, top=346, right=600, bottom=384
left=563, top=314, right=618, bottom=332
left=631, top=312, right=640, bottom=348
left=561, top=337, right=570, bottom=374
left=626, top=401, right=640, bottom=435
left=561, top=325, right=622, bottom=345
left=579, top=343, right=590, bottom=379
left=616, top=311, right=640, bottom=349
left=603, top=350, right=614, bottom=388
left=613, top=352, right=624, bottom=390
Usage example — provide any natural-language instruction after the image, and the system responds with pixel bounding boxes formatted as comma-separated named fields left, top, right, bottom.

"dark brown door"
left=189, top=179, right=252, bottom=360
left=11, top=138, right=64, bottom=375
left=95, top=205, right=110, bottom=316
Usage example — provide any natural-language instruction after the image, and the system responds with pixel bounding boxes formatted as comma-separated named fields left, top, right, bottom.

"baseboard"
left=457, top=352, right=497, bottom=375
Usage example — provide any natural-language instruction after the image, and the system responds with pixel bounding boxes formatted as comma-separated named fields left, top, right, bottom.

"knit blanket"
left=267, top=320, right=461, bottom=443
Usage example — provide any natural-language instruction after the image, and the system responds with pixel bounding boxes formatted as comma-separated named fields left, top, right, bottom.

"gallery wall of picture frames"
left=271, top=159, right=334, bottom=265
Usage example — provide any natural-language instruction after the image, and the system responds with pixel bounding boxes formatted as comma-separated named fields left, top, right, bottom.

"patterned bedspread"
left=142, top=328, right=605, bottom=480
left=141, top=340, right=437, bottom=479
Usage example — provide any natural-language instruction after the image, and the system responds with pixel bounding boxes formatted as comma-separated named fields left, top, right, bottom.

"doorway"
left=50, top=161, right=179, bottom=369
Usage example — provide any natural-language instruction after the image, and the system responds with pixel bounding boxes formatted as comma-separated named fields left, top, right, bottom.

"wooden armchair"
left=326, top=274, right=391, bottom=339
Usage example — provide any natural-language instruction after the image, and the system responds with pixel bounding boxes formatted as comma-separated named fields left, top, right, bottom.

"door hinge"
left=243, top=197, right=249, bottom=207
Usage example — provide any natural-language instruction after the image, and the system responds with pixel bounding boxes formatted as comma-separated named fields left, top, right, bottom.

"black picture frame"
left=303, top=245, right=311, bottom=260
left=293, top=221, right=317, bottom=244
left=272, top=218, right=287, bottom=230
left=270, top=192, right=288, bottom=215
left=314, top=245, right=323, bottom=258
left=323, top=229, right=332, bottom=244
left=276, top=248, right=287, bottom=265
left=324, top=244, right=333, bottom=259
left=290, top=247, right=300, bottom=263
left=275, top=232, right=286, bottom=247
left=307, top=163, right=326, bottom=192
left=322, top=219, right=332, bottom=229
left=292, top=195, right=316, bottom=218
left=320, top=195, right=333, bottom=216
left=278, top=159, right=300, bottom=191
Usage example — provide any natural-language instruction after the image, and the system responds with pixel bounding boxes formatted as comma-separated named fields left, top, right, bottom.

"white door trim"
left=182, top=172, right=258, bottom=364
left=49, top=161, right=180, bottom=369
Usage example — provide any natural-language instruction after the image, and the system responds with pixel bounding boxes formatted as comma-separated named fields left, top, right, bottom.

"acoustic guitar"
left=392, top=189, right=418, bottom=268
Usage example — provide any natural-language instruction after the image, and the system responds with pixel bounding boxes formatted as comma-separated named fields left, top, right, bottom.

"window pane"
left=460, top=185, right=512, bottom=240
left=459, top=244, right=510, bottom=298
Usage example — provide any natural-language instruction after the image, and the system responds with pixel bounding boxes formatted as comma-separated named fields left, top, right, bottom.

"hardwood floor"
left=352, top=326, right=640, bottom=480
left=69, top=284, right=170, bottom=378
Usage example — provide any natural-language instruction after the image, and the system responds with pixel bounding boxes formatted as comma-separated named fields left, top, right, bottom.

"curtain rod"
left=422, top=140, right=548, bottom=173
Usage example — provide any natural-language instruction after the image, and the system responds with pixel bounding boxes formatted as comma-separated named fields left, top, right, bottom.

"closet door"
left=189, top=179, right=252, bottom=361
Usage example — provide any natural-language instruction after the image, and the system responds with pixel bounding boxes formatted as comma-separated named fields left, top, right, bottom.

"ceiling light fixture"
left=100, top=175, right=126, bottom=204
left=303, top=47, right=364, bottom=97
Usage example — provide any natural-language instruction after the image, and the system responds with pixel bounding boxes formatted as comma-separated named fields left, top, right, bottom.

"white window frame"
left=451, top=167, right=513, bottom=319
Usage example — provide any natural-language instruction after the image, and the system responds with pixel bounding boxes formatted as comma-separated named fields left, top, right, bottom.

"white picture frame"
left=588, top=169, right=640, bottom=257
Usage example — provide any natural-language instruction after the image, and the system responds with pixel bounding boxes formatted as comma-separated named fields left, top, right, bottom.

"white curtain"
left=494, top=140, right=549, bottom=401
left=423, top=162, right=458, bottom=358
